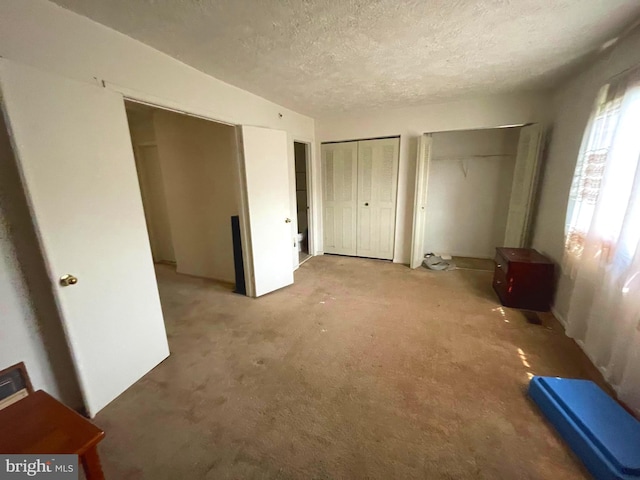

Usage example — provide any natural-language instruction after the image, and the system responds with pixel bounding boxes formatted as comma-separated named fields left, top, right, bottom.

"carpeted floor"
left=94, top=255, right=604, bottom=479
left=452, top=256, right=495, bottom=272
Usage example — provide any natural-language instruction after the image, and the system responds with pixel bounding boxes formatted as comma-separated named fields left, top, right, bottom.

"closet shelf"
left=432, top=154, right=513, bottom=161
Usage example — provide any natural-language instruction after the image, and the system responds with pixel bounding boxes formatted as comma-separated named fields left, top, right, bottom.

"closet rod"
left=432, top=154, right=513, bottom=161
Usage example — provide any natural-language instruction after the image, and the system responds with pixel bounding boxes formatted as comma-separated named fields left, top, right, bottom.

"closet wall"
left=128, top=109, right=175, bottom=264
left=154, top=111, right=239, bottom=282
left=126, top=106, right=240, bottom=283
left=424, top=128, right=520, bottom=258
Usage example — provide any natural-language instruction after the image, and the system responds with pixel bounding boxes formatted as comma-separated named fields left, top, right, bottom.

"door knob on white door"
left=285, top=218, right=292, bottom=223
left=59, top=274, right=78, bottom=286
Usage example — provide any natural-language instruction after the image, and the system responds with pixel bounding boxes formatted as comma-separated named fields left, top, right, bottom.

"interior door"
left=503, top=124, right=543, bottom=247
left=240, top=126, right=294, bottom=297
left=410, top=134, right=433, bottom=268
left=356, top=138, right=400, bottom=260
left=321, top=142, right=358, bottom=256
left=0, top=59, right=169, bottom=416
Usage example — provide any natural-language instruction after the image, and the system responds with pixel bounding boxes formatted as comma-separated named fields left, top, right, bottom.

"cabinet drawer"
left=494, top=251, right=508, bottom=274
left=492, top=265, right=509, bottom=300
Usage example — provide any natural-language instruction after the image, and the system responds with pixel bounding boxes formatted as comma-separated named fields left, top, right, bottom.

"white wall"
left=316, top=93, right=552, bottom=263
left=0, top=0, right=316, bottom=269
left=154, top=110, right=239, bottom=283
left=424, top=128, right=519, bottom=258
left=531, top=28, right=640, bottom=320
left=0, top=0, right=315, bottom=402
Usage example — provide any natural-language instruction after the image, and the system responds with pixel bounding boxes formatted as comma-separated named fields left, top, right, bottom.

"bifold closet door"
left=504, top=124, right=543, bottom=247
left=356, top=138, right=400, bottom=260
left=322, top=142, right=358, bottom=255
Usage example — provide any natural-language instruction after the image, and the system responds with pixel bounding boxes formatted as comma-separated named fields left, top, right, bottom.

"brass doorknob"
left=285, top=218, right=292, bottom=223
left=59, top=274, right=78, bottom=286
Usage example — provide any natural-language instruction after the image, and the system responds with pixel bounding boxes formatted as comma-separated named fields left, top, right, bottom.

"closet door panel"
left=322, top=142, right=358, bottom=255
left=504, top=124, right=543, bottom=247
left=357, top=138, right=400, bottom=260
left=379, top=206, right=394, bottom=254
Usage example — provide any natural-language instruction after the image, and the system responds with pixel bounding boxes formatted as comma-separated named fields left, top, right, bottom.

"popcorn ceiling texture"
left=52, top=0, right=640, bottom=115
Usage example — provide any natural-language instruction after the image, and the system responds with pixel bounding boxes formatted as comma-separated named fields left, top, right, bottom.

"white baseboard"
left=550, top=305, right=567, bottom=329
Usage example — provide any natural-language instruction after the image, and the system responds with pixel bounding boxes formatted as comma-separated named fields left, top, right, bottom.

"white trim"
left=234, top=126, right=256, bottom=298
left=108, top=82, right=238, bottom=127
left=293, top=139, right=315, bottom=267
left=574, top=338, right=610, bottom=379
left=550, top=306, right=567, bottom=329
left=299, top=254, right=313, bottom=266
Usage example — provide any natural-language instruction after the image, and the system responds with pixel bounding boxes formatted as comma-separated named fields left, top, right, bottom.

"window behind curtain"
left=564, top=69, right=640, bottom=271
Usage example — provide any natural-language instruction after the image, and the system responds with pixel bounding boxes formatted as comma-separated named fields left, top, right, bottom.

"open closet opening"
left=124, top=101, right=244, bottom=291
left=427, top=127, right=520, bottom=262
left=410, top=125, right=543, bottom=270
left=294, top=141, right=311, bottom=265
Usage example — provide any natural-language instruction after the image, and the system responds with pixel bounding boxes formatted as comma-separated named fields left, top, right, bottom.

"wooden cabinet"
left=492, top=247, right=554, bottom=311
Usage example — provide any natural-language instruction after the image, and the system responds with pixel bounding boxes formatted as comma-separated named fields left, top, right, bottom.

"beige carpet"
left=94, top=255, right=605, bottom=479
left=452, top=256, right=495, bottom=272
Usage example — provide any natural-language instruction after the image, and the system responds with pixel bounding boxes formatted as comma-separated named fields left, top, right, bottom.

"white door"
left=356, top=138, right=400, bottom=260
left=410, top=134, right=433, bottom=268
left=0, top=60, right=169, bottom=416
left=239, top=126, right=294, bottom=297
left=504, top=124, right=543, bottom=247
left=321, top=142, right=358, bottom=256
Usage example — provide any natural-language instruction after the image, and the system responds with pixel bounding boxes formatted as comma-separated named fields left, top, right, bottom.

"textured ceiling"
left=52, top=0, right=640, bottom=116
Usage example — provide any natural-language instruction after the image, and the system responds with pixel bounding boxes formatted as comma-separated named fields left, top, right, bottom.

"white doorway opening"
left=125, top=101, right=240, bottom=284
left=410, top=125, right=543, bottom=269
left=294, top=141, right=313, bottom=265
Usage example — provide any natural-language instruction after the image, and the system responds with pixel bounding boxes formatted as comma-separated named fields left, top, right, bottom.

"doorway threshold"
left=299, top=252, right=312, bottom=266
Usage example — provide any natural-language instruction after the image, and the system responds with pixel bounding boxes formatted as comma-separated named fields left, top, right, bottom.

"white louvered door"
left=410, top=134, right=433, bottom=268
left=356, top=138, right=400, bottom=260
left=321, top=138, right=399, bottom=260
left=503, top=124, right=543, bottom=247
left=322, top=142, right=358, bottom=255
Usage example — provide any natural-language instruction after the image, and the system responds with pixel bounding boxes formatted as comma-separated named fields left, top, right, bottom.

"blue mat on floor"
left=528, top=376, right=640, bottom=480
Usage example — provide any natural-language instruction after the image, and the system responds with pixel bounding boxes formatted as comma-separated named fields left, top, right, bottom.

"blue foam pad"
left=529, top=376, right=640, bottom=480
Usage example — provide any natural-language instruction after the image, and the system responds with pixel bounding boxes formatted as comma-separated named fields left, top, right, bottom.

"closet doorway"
left=409, top=125, right=543, bottom=269
left=294, top=141, right=312, bottom=265
left=321, top=137, right=400, bottom=260
left=125, top=101, right=240, bottom=284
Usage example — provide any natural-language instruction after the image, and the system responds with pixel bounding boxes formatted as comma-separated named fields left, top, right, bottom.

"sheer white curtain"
left=563, top=67, right=640, bottom=415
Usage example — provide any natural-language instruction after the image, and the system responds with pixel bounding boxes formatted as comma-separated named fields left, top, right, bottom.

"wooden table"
left=0, top=390, right=105, bottom=479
